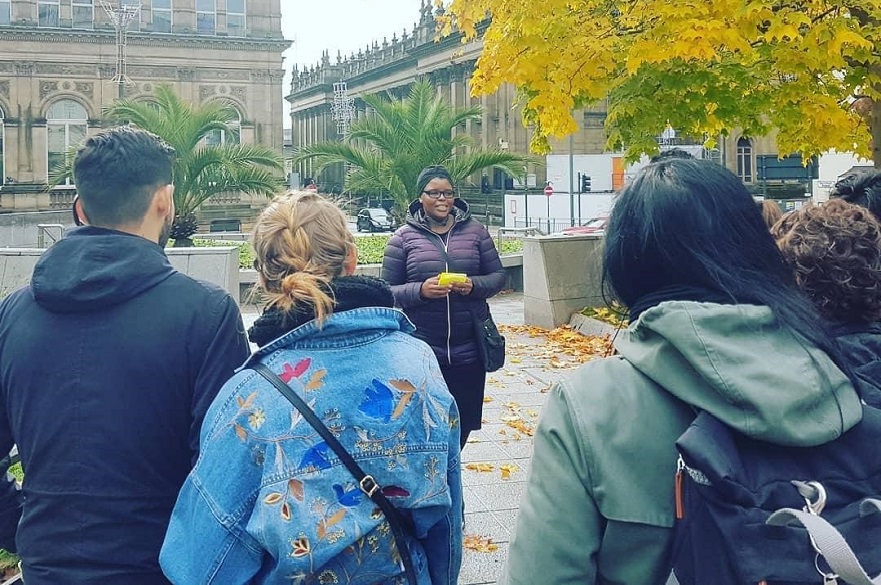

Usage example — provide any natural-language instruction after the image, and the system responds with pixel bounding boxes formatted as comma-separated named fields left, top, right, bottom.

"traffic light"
left=581, top=175, right=591, bottom=193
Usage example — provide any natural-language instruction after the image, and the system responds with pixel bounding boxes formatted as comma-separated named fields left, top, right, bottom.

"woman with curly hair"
left=773, top=198, right=881, bottom=406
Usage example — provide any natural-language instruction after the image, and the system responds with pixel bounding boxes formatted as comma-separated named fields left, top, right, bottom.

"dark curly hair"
left=773, top=199, right=881, bottom=324
left=830, top=170, right=881, bottom=221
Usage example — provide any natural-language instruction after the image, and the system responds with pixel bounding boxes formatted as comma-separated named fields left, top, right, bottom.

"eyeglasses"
left=422, top=190, right=456, bottom=199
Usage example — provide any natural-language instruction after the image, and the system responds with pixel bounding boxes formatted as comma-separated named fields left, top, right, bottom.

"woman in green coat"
left=503, top=159, right=862, bottom=584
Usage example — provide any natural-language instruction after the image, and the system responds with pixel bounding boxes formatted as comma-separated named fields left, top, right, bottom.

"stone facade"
left=0, top=0, right=289, bottom=211
left=287, top=5, right=609, bottom=190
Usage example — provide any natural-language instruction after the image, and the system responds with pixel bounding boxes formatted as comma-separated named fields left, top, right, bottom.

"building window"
left=72, top=0, right=93, bottom=29
left=206, top=108, right=241, bottom=146
left=0, top=1, right=10, bottom=26
left=151, top=0, right=171, bottom=32
left=736, top=137, right=753, bottom=183
left=38, top=0, right=60, bottom=27
left=47, top=100, right=88, bottom=185
left=226, top=0, right=244, bottom=36
left=196, top=0, right=215, bottom=34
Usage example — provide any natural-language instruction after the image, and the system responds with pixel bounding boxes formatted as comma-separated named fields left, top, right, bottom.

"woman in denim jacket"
left=160, top=192, right=463, bottom=584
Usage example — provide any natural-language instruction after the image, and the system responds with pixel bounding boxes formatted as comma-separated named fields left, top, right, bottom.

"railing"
left=510, top=217, right=580, bottom=234
left=49, top=191, right=76, bottom=209
left=37, top=224, right=64, bottom=248
left=206, top=191, right=243, bottom=206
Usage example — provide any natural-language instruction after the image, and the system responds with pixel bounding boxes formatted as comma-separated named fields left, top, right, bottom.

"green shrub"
left=176, top=235, right=522, bottom=270
left=169, top=239, right=255, bottom=271
left=0, top=548, right=18, bottom=573
left=357, top=235, right=392, bottom=264
left=498, top=239, right=523, bottom=255
left=0, top=463, right=22, bottom=573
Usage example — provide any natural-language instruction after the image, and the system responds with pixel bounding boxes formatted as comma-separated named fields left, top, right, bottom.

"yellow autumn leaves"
left=439, top=0, right=881, bottom=163
left=465, top=462, right=520, bottom=480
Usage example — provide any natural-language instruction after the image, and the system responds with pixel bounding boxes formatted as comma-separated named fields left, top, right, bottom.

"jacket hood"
left=31, top=226, right=176, bottom=313
left=615, top=301, right=863, bottom=446
left=406, top=197, right=471, bottom=230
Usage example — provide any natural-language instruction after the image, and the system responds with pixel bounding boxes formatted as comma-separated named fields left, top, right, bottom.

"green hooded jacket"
left=503, top=301, right=863, bottom=585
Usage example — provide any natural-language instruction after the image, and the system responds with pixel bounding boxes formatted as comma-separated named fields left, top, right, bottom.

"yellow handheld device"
left=438, top=272, right=468, bottom=286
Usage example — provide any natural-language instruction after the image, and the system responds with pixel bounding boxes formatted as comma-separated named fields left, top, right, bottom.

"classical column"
left=449, top=65, right=460, bottom=141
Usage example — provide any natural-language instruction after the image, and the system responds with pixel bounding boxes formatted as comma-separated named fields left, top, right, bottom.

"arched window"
left=206, top=108, right=241, bottom=146
left=0, top=105, right=5, bottom=185
left=47, top=100, right=88, bottom=185
left=736, top=137, right=753, bottom=183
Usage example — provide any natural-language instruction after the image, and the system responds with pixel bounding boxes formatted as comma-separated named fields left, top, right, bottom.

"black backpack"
left=670, top=407, right=881, bottom=585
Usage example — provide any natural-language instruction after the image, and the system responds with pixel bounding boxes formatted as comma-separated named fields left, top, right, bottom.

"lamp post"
left=568, top=133, right=575, bottom=227
left=102, top=2, right=141, bottom=100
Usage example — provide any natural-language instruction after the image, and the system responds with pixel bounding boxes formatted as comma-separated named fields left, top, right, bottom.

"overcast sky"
left=279, top=0, right=424, bottom=125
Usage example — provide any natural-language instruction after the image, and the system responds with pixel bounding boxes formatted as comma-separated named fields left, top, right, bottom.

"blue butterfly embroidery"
left=299, top=441, right=331, bottom=470
left=333, top=483, right=364, bottom=507
left=359, top=379, right=394, bottom=423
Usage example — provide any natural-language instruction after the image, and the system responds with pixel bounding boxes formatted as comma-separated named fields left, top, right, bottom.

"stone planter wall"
left=0, top=246, right=241, bottom=303
left=523, top=234, right=606, bottom=329
left=239, top=254, right=525, bottom=305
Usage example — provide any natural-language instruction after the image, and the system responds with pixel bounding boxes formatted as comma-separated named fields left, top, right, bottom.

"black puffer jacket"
left=381, top=199, right=506, bottom=366
left=831, top=322, right=881, bottom=408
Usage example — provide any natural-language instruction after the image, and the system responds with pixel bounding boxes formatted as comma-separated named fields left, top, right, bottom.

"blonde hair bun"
left=252, top=191, right=355, bottom=322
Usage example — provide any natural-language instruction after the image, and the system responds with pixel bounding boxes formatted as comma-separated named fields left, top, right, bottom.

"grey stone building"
left=0, top=0, right=289, bottom=213
left=286, top=4, right=604, bottom=193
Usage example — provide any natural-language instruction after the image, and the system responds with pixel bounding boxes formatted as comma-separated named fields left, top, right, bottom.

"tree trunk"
left=874, top=92, right=881, bottom=169
left=173, top=237, right=194, bottom=247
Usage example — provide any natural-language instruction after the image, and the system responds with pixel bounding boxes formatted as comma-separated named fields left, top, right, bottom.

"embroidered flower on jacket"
left=248, top=408, right=266, bottom=430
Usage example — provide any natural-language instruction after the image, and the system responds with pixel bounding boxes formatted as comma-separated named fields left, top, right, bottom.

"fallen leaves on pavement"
left=464, top=534, right=499, bottom=553
left=501, top=402, right=535, bottom=438
left=500, top=464, right=519, bottom=480
left=465, top=462, right=495, bottom=472
left=499, top=324, right=611, bottom=369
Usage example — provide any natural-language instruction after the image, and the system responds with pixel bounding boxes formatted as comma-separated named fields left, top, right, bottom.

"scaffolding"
left=331, top=82, right=356, bottom=136
left=102, top=2, right=141, bottom=98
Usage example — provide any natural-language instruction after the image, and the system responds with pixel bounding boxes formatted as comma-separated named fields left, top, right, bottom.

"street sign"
left=544, top=185, right=554, bottom=196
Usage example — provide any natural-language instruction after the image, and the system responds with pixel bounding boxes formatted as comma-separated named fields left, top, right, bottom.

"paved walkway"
left=243, top=292, right=568, bottom=585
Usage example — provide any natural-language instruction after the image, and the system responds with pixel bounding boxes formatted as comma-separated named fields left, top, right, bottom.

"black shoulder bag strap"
left=250, top=363, right=418, bottom=585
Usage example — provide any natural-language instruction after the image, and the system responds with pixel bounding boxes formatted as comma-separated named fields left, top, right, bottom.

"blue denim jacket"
left=160, top=307, right=463, bottom=584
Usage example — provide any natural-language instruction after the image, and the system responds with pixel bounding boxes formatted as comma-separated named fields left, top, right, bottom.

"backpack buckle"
left=792, top=480, right=827, bottom=516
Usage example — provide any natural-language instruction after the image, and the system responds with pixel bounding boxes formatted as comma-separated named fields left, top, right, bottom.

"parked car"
left=560, top=216, right=609, bottom=236
left=356, top=208, right=396, bottom=232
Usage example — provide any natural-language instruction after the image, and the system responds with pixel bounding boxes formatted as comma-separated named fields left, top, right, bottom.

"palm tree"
left=294, top=80, right=534, bottom=213
left=53, top=85, right=284, bottom=246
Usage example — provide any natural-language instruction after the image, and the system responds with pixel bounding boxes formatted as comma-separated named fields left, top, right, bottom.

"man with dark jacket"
left=0, top=127, right=250, bottom=584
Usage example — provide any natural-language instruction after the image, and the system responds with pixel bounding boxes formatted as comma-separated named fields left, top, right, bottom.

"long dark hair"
left=604, top=158, right=849, bottom=374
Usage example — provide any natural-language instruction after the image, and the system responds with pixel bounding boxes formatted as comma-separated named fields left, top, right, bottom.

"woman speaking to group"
left=382, top=165, right=506, bottom=450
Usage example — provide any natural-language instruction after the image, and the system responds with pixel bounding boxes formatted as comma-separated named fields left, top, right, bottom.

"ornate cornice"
left=2, top=60, right=280, bottom=85
left=0, top=26, right=290, bottom=51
